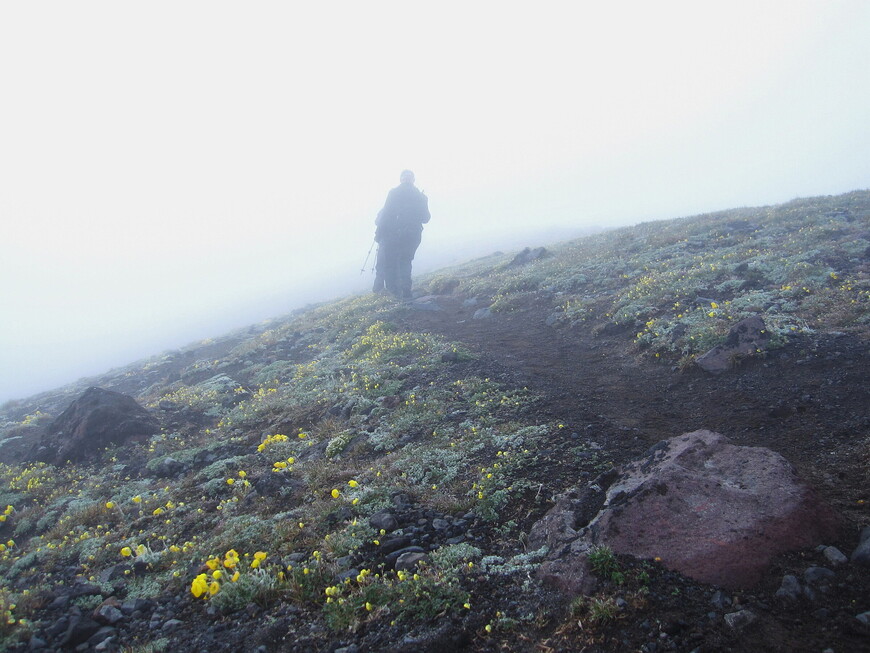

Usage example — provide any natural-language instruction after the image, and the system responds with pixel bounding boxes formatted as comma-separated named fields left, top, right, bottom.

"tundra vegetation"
left=0, top=191, right=868, bottom=651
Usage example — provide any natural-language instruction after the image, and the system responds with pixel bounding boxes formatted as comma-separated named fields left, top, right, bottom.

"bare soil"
left=395, top=292, right=870, bottom=652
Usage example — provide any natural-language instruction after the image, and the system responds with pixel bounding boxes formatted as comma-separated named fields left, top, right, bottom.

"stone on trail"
left=695, top=315, right=770, bottom=374
left=850, top=526, right=870, bottom=566
left=529, top=430, right=840, bottom=592
left=34, top=387, right=159, bottom=465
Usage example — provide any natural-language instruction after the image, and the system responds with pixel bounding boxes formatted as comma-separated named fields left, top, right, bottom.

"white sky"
left=2, top=1, right=869, bottom=403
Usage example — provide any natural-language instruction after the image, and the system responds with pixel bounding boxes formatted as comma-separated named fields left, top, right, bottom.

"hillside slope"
left=0, top=190, right=868, bottom=652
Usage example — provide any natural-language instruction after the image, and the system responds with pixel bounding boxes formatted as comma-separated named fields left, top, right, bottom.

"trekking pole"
left=361, top=239, right=376, bottom=275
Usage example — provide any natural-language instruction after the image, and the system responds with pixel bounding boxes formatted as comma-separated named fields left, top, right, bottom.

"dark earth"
left=396, top=291, right=870, bottom=652
left=3, top=289, right=869, bottom=652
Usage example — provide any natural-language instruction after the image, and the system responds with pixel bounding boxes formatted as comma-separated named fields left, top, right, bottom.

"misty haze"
left=2, top=4, right=869, bottom=650
left=3, top=3, right=869, bottom=403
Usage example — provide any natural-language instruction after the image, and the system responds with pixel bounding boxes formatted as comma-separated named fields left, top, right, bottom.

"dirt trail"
left=400, top=293, right=870, bottom=523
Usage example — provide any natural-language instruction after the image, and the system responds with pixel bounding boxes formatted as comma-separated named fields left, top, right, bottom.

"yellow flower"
left=710, top=301, right=719, bottom=309
left=365, top=602, right=373, bottom=611
left=238, top=471, right=247, bottom=478
left=152, top=507, right=164, bottom=516
left=191, top=574, right=208, bottom=598
left=135, top=544, right=147, bottom=556
left=132, top=496, right=142, bottom=504
left=206, top=558, right=220, bottom=571
left=120, top=547, right=132, bottom=557
left=105, top=501, right=115, bottom=509
left=348, top=480, right=358, bottom=488
left=226, top=478, right=235, bottom=485
left=231, top=571, right=240, bottom=582
left=331, top=489, right=340, bottom=499
left=208, top=581, right=220, bottom=596
left=212, top=570, right=223, bottom=580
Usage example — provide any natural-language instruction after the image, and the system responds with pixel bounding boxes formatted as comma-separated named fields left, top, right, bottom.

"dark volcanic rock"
left=696, top=315, right=770, bottom=374
left=530, top=430, right=841, bottom=592
left=509, top=246, right=549, bottom=266
left=34, top=387, right=159, bottom=464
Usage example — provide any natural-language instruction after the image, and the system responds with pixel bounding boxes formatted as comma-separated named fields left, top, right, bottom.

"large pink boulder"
left=530, top=430, right=840, bottom=590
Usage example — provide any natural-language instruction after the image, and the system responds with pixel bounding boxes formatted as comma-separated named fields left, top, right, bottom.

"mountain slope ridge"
left=0, top=190, right=868, bottom=651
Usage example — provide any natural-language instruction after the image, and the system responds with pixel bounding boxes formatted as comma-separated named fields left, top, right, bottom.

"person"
left=373, top=170, right=430, bottom=299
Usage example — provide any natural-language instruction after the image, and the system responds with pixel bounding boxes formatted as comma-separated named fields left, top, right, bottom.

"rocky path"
left=400, top=293, right=870, bottom=523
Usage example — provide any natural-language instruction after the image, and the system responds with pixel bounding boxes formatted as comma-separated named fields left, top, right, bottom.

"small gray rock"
left=724, top=609, right=757, bottom=631
left=822, top=546, right=847, bottom=566
left=93, top=604, right=123, bottom=625
left=335, top=568, right=360, bottom=583
left=161, top=619, right=183, bottom=632
left=335, top=646, right=360, bottom=653
left=775, top=574, right=802, bottom=601
left=804, top=566, right=836, bottom=586
left=710, top=590, right=731, bottom=610
left=385, top=546, right=425, bottom=569
left=369, top=511, right=398, bottom=533
left=432, top=518, right=450, bottom=530
left=395, top=552, right=430, bottom=571
left=472, top=307, right=492, bottom=320
left=856, top=611, right=870, bottom=626
left=48, top=595, right=70, bottom=610
left=851, top=536, right=870, bottom=566
left=88, top=627, right=117, bottom=648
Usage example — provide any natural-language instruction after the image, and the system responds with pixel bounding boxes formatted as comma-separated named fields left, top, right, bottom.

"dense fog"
left=2, top=1, right=869, bottom=402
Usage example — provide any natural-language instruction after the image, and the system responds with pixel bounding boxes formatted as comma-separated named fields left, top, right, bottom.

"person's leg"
left=380, top=240, right=401, bottom=297
left=397, top=232, right=422, bottom=300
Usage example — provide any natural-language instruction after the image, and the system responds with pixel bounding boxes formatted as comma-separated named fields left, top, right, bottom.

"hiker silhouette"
left=373, top=170, right=430, bottom=299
